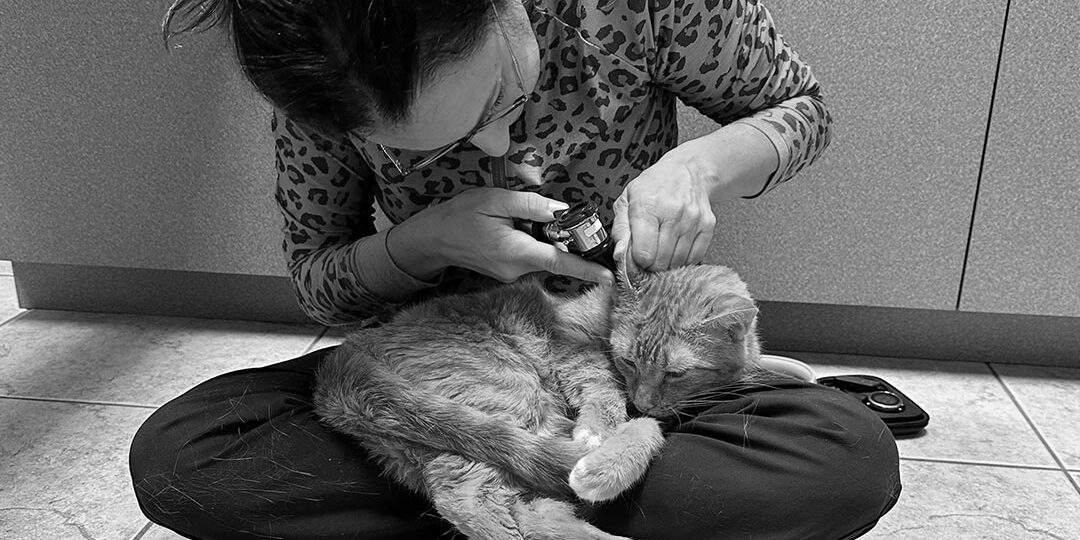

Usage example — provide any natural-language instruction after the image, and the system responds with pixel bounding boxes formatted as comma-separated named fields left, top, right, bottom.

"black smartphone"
left=815, top=374, right=930, bottom=436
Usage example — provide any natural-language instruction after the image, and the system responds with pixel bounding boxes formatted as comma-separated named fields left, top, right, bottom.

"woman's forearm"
left=664, top=122, right=781, bottom=202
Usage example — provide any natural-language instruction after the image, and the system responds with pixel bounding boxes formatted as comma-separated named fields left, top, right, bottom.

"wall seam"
left=956, top=0, right=1012, bottom=311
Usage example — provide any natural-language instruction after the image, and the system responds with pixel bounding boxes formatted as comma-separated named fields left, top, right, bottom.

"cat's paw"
left=569, top=418, right=665, bottom=502
left=572, top=426, right=604, bottom=450
left=569, top=457, right=617, bottom=503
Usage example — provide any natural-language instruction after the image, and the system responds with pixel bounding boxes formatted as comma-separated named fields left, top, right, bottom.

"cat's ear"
left=703, top=296, right=758, bottom=342
left=614, top=239, right=645, bottom=292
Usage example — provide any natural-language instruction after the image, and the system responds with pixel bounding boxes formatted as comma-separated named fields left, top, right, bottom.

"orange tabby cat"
left=314, top=260, right=760, bottom=540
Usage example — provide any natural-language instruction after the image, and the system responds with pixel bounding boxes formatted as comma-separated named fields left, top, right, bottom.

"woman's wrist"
left=385, top=216, right=448, bottom=281
left=670, top=122, right=781, bottom=201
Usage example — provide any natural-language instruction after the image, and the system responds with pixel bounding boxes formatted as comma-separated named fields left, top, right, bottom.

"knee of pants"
left=128, top=367, right=448, bottom=540
left=127, top=357, right=326, bottom=534
left=128, top=400, right=209, bottom=534
left=733, top=384, right=903, bottom=539
left=595, top=383, right=902, bottom=540
left=755, top=385, right=903, bottom=539
left=128, top=383, right=279, bottom=536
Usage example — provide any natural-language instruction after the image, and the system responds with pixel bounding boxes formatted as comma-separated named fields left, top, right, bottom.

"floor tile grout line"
left=130, top=521, right=155, bottom=540
left=0, top=394, right=159, bottom=409
left=987, top=363, right=1080, bottom=496
left=0, top=309, right=31, bottom=329
left=899, top=455, right=1062, bottom=472
left=1063, top=470, right=1080, bottom=496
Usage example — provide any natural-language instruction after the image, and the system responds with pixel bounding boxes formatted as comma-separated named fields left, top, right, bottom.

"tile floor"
left=1, top=261, right=1078, bottom=539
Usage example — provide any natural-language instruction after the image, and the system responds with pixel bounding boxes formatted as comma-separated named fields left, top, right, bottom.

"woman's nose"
left=468, top=123, right=512, bottom=157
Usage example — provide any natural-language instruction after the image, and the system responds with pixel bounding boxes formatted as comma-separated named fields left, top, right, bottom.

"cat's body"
left=314, top=264, right=762, bottom=540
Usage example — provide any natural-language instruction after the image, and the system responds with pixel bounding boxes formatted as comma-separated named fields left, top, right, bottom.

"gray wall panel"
left=0, top=1, right=284, bottom=277
left=686, top=1, right=1006, bottom=309
left=1, top=1, right=1020, bottom=315
left=960, top=0, right=1080, bottom=317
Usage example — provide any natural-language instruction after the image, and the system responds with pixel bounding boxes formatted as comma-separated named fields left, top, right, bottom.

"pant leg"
left=132, top=349, right=899, bottom=540
left=129, top=346, right=455, bottom=540
left=590, top=379, right=902, bottom=540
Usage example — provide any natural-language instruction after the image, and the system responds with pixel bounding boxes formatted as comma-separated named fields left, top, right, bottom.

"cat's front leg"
left=555, top=351, right=666, bottom=503
left=573, top=393, right=626, bottom=450
left=556, top=351, right=629, bottom=450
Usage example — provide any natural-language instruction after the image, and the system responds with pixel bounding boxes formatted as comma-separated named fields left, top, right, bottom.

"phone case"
left=816, top=374, right=930, bottom=436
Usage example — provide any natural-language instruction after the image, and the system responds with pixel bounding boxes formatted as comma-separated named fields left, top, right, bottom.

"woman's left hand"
left=611, top=157, right=718, bottom=271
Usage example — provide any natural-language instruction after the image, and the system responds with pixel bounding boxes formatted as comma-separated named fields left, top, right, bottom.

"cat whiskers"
left=669, top=378, right=788, bottom=415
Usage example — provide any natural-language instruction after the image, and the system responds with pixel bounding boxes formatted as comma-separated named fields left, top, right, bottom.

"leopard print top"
left=274, top=0, right=832, bottom=325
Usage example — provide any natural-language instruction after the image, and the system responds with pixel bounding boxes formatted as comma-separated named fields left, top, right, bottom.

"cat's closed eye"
left=614, top=356, right=636, bottom=371
left=666, top=371, right=688, bottom=379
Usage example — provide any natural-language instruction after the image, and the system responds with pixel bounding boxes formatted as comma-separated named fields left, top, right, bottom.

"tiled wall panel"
left=689, top=1, right=1006, bottom=309
left=0, top=1, right=283, bottom=277
left=959, top=0, right=1080, bottom=317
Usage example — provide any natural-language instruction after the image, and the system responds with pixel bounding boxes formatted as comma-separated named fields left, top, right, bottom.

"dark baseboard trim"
left=9, top=263, right=1078, bottom=366
left=12, top=262, right=311, bottom=324
left=757, top=300, right=1079, bottom=367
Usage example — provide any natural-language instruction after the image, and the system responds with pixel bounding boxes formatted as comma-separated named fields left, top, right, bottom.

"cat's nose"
left=633, top=389, right=658, bottom=414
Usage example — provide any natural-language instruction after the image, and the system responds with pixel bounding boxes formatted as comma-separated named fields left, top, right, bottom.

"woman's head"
left=164, top=0, right=506, bottom=136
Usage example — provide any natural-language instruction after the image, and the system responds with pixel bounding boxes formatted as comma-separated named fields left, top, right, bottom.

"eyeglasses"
left=377, top=5, right=529, bottom=177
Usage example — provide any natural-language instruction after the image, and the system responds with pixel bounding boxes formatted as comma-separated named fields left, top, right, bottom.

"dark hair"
left=163, top=0, right=501, bottom=134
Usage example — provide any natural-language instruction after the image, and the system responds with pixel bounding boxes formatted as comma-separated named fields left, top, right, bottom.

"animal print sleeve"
left=273, top=112, right=435, bottom=325
left=649, top=0, right=833, bottom=197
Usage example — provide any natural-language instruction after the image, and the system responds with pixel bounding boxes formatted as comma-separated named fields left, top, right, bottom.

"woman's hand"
left=611, top=157, right=718, bottom=272
left=388, top=188, right=614, bottom=284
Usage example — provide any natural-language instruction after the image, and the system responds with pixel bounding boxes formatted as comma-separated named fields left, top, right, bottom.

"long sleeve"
left=648, top=0, right=833, bottom=196
left=273, top=112, right=437, bottom=325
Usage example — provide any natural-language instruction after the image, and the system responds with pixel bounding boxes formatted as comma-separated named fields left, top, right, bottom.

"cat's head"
left=609, top=252, right=761, bottom=419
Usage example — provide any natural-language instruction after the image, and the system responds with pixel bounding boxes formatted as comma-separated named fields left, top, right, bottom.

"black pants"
left=129, top=347, right=901, bottom=539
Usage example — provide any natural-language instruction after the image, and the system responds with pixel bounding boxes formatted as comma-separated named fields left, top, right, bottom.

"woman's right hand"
left=386, top=188, right=614, bottom=285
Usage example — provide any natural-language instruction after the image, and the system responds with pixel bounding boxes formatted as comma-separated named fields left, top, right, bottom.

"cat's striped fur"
left=313, top=263, right=760, bottom=540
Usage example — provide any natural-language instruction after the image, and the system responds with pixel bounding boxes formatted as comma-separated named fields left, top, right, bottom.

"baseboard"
left=9, top=262, right=1079, bottom=366
left=12, top=262, right=310, bottom=324
left=757, top=300, right=1079, bottom=367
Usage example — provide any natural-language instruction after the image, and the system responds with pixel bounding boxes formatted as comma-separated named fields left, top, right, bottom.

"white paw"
left=569, top=456, right=620, bottom=502
left=568, top=418, right=666, bottom=503
left=572, top=427, right=603, bottom=450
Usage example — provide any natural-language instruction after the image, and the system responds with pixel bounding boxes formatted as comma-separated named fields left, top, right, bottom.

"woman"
left=130, top=0, right=900, bottom=538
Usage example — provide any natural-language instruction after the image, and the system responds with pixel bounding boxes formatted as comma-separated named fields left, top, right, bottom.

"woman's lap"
left=129, top=347, right=451, bottom=539
left=130, top=347, right=900, bottom=540
left=592, top=381, right=901, bottom=539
